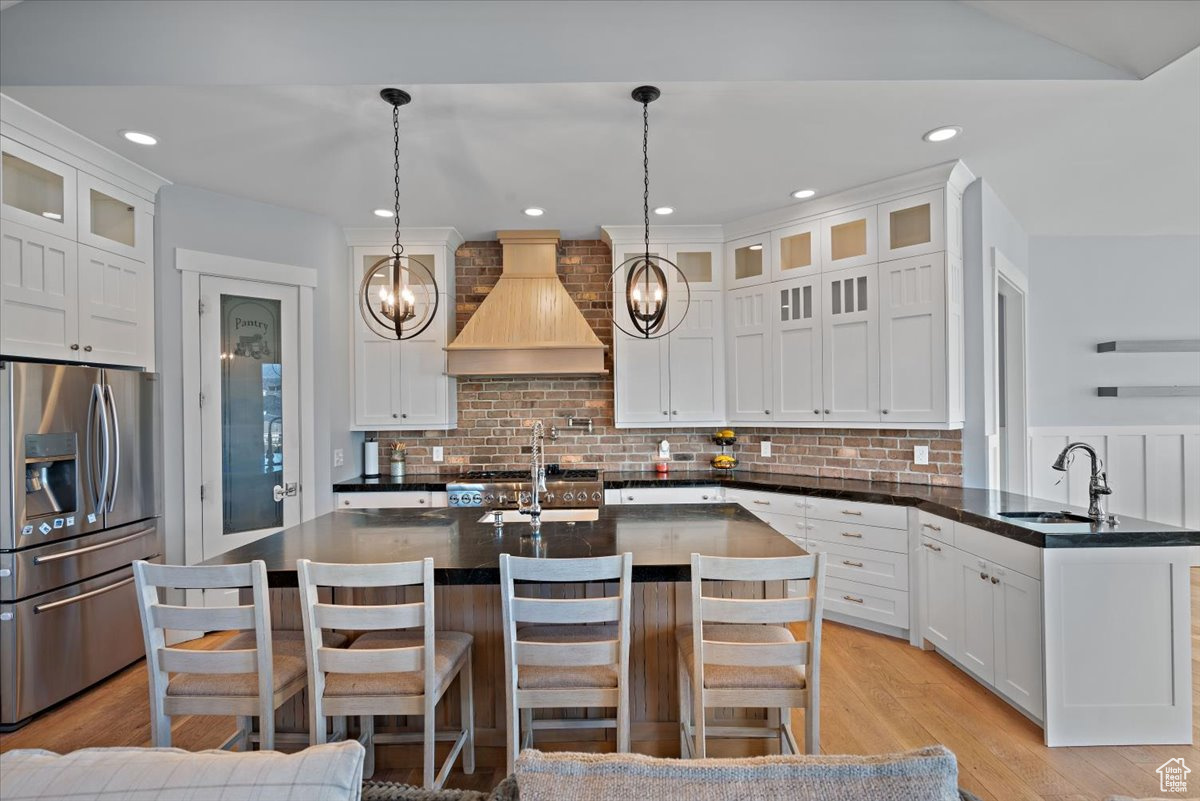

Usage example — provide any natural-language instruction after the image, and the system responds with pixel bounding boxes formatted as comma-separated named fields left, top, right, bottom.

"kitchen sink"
left=478, top=509, right=600, bottom=524
left=998, top=511, right=1094, bottom=524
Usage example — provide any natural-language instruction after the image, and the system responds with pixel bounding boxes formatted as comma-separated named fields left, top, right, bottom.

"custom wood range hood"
left=445, top=229, right=607, bottom=376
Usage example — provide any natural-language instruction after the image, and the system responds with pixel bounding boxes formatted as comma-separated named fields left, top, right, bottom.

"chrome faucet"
left=518, top=420, right=548, bottom=533
left=1051, top=442, right=1112, bottom=523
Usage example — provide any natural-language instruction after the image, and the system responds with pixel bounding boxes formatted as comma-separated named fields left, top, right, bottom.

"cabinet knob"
left=881, top=409, right=889, bottom=415
left=70, top=343, right=80, bottom=351
left=662, top=411, right=669, bottom=416
left=764, top=410, right=771, bottom=415
left=813, top=409, right=820, bottom=415
left=980, top=572, right=989, bottom=581
left=672, top=410, right=678, bottom=415
left=401, top=413, right=408, bottom=419
left=392, top=413, right=399, bottom=419
left=990, top=576, right=999, bottom=584
left=824, top=409, right=831, bottom=415
left=83, top=345, right=93, bottom=352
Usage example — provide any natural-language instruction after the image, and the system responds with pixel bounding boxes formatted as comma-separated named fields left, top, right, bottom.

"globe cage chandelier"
left=608, top=86, right=690, bottom=339
left=358, top=88, right=440, bottom=341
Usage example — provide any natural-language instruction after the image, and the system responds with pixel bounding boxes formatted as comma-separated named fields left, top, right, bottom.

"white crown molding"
left=723, top=160, right=976, bottom=241
left=343, top=226, right=464, bottom=251
left=0, top=93, right=170, bottom=203
left=600, top=224, right=726, bottom=246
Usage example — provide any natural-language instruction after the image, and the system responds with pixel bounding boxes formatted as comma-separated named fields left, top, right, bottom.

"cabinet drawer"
left=917, top=512, right=954, bottom=545
left=725, top=489, right=808, bottom=516
left=619, top=487, right=721, bottom=505
left=336, top=491, right=433, bottom=509
left=806, top=539, right=908, bottom=591
left=955, top=522, right=1041, bottom=579
left=806, top=517, right=907, bottom=554
left=755, top=511, right=810, bottom=540
left=823, top=576, right=910, bottom=630
left=805, top=496, right=907, bottom=530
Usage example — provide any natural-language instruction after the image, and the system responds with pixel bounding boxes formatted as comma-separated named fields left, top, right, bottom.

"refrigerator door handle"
left=104, top=383, right=120, bottom=513
left=86, top=384, right=103, bottom=512
left=93, top=384, right=111, bottom=513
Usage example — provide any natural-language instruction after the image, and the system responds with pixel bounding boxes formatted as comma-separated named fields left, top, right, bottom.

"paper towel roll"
left=363, top=440, right=380, bottom=478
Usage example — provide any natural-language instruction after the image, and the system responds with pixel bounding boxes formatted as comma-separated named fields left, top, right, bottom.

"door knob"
left=273, top=484, right=285, bottom=502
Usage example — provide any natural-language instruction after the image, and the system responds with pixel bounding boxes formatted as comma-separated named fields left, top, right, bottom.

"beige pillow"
left=0, top=740, right=364, bottom=801
left=515, top=746, right=960, bottom=801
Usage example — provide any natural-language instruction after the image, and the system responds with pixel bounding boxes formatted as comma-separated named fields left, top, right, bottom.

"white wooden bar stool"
left=132, top=559, right=315, bottom=751
left=676, top=552, right=827, bottom=758
left=499, top=552, right=633, bottom=776
left=297, top=558, right=474, bottom=789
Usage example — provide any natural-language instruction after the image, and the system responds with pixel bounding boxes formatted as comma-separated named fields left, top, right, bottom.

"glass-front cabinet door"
left=0, top=136, right=77, bottom=238
left=878, top=189, right=944, bottom=262
left=770, top=219, right=821, bottom=281
left=666, top=243, right=721, bottom=291
left=77, top=173, right=150, bottom=261
left=821, top=206, right=877, bottom=272
left=725, top=233, right=769, bottom=288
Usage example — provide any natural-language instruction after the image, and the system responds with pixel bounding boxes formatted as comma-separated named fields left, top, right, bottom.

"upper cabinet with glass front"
left=1, top=97, right=165, bottom=369
left=878, top=189, right=945, bottom=262
left=821, top=206, right=877, bottom=271
left=725, top=232, right=769, bottom=288
left=770, top=219, right=820, bottom=281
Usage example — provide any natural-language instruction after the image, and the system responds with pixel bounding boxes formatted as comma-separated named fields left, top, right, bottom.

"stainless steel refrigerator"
left=0, top=361, right=161, bottom=728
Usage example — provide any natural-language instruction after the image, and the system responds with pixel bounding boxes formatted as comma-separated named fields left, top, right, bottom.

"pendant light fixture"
left=358, top=88, right=439, bottom=340
left=609, top=85, right=689, bottom=339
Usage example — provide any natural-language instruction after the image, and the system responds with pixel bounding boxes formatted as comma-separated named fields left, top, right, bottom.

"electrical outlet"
left=332, top=449, right=344, bottom=468
left=760, top=440, right=772, bottom=458
left=914, top=445, right=930, bottom=465
left=432, top=446, right=444, bottom=462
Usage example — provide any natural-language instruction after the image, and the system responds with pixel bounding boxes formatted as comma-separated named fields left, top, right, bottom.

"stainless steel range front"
left=446, top=469, right=603, bottom=509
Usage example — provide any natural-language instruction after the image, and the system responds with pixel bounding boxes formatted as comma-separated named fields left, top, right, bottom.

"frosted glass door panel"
left=1, top=137, right=76, bottom=237
left=771, top=220, right=821, bottom=280
left=89, top=189, right=135, bottom=247
left=667, top=243, right=721, bottom=290
left=821, top=207, right=877, bottom=271
left=879, top=190, right=944, bottom=261
left=725, top=235, right=768, bottom=287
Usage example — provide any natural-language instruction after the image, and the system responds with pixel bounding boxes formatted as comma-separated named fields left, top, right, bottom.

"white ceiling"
left=1, top=1, right=1198, bottom=239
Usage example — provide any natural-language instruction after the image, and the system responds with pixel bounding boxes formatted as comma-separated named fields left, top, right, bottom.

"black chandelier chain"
left=392, top=103, right=404, bottom=258
left=642, top=97, right=650, bottom=261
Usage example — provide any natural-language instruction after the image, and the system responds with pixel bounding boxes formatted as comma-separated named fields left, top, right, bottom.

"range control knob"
left=562, top=491, right=575, bottom=502
left=591, top=491, right=602, bottom=502
left=483, top=493, right=495, bottom=503
left=471, top=493, right=483, bottom=505
left=448, top=493, right=460, bottom=506
left=543, top=492, right=555, bottom=503
left=519, top=491, right=532, bottom=505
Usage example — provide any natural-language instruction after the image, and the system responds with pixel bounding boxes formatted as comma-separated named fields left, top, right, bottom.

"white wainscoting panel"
left=1028, top=426, right=1200, bottom=564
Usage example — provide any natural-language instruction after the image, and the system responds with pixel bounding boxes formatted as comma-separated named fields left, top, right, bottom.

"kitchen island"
left=202, top=503, right=806, bottom=759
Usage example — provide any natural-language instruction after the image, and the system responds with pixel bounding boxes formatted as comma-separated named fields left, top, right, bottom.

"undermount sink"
left=478, top=509, right=600, bottom=524
left=998, top=511, right=1094, bottom=524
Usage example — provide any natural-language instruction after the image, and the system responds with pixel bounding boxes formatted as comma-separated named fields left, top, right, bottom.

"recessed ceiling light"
left=653, top=206, right=674, bottom=215
left=41, top=211, right=62, bottom=220
left=523, top=207, right=545, bottom=217
left=121, top=130, right=158, bottom=146
left=748, top=244, right=763, bottom=251
left=790, top=189, right=816, bottom=200
left=922, top=126, right=961, bottom=143
left=373, top=209, right=394, bottom=218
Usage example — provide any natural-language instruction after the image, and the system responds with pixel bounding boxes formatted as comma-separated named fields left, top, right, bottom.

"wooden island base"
left=263, top=579, right=787, bottom=767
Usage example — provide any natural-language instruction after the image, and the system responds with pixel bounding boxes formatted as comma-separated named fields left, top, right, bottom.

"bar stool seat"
left=222, top=629, right=349, bottom=654
left=322, top=631, right=472, bottom=697
left=516, top=624, right=619, bottom=689
left=675, top=624, right=806, bottom=690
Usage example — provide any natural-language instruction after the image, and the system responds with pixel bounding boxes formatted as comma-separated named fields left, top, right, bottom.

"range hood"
left=445, top=230, right=606, bottom=376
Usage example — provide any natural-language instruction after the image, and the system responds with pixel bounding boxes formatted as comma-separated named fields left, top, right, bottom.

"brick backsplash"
left=371, top=240, right=962, bottom=486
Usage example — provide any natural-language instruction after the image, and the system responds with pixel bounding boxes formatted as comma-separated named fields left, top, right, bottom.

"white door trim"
left=178, top=248, right=316, bottom=566
left=987, top=246, right=1029, bottom=495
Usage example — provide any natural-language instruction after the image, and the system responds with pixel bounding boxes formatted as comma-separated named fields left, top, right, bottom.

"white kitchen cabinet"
left=336, top=491, right=446, bottom=509
left=618, top=487, right=722, bottom=505
left=821, top=264, right=879, bottom=422
left=770, top=219, right=821, bottom=281
left=725, top=233, right=769, bottom=288
left=725, top=284, right=773, bottom=423
left=821, top=206, right=877, bottom=271
left=0, top=219, right=78, bottom=361
left=919, top=535, right=958, bottom=653
left=991, top=564, right=1043, bottom=718
left=956, top=548, right=997, bottom=685
left=0, top=136, right=77, bottom=239
left=77, top=244, right=152, bottom=366
left=668, top=243, right=722, bottom=291
left=879, top=252, right=947, bottom=423
left=667, top=290, right=724, bottom=424
left=1, top=121, right=159, bottom=369
left=877, top=190, right=944, bottom=262
left=771, top=275, right=823, bottom=423
left=822, top=575, right=910, bottom=630
left=349, top=237, right=458, bottom=430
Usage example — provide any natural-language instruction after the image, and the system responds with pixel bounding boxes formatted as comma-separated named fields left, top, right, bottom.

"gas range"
left=446, top=469, right=604, bottom=509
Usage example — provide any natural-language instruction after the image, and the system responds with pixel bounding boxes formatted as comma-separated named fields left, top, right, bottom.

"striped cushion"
left=0, top=740, right=365, bottom=801
left=515, top=747, right=961, bottom=801
left=675, top=624, right=806, bottom=690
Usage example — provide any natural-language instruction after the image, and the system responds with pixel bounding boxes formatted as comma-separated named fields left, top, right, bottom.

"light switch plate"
left=760, top=440, right=772, bottom=457
left=333, top=449, right=344, bottom=468
left=432, top=446, right=444, bottom=462
left=914, top=445, right=930, bottom=465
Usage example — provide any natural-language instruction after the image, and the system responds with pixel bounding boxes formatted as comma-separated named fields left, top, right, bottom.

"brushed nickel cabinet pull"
left=753, top=499, right=771, bottom=505
left=840, top=531, right=863, bottom=538
left=922, top=542, right=942, bottom=552
left=922, top=522, right=942, bottom=532
left=842, top=595, right=864, bottom=604
left=841, top=510, right=863, bottom=516
left=842, top=560, right=864, bottom=567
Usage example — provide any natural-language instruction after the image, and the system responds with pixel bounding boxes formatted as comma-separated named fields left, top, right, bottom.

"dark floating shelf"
left=1097, top=386, right=1200, bottom=397
left=1096, top=340, right=1200, bottom=353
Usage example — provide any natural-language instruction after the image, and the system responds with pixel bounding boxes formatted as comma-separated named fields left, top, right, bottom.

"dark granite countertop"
left=331, top=470, right=1200, bottom=549
left=333, top=473, right=451, bottom=492
left=604, top=470, right=1200, bottom=549
left=200, top=504, right=804, bottom=586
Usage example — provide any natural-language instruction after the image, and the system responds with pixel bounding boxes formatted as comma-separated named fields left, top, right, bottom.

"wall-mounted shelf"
left=1097, top=386, right=1200, bottom=397
left=1096, top=340, right=1200, bottom=353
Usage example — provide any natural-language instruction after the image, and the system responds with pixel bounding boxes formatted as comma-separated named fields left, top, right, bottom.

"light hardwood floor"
left=3, top=570, right=1197, bottom=799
